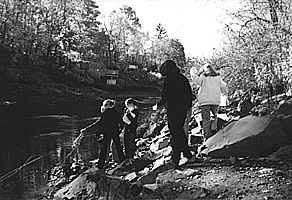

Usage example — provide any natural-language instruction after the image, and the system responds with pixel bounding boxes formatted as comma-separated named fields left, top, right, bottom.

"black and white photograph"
left=1, top=0, right=292, bottom=199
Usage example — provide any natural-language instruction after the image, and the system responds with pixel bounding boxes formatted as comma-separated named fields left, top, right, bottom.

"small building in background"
left=106, top=69, right=119, bottom=85
left=128, top=64, right=139, bottom=70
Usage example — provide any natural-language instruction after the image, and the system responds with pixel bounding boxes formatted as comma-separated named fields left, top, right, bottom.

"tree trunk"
left=268, top=0, right=279, bottom=25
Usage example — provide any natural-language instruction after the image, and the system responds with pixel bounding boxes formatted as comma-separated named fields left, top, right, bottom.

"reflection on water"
left=0, top=101, right=103, bottom=200
left=0, top=98, right=156, bottom=200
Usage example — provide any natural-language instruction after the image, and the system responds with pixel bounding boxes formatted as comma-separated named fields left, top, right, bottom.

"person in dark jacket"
left=153, top=60, right=196, bottom=168
left=123, top=98, right=139, bottom=159
left=74, top=99, right=125, bottom=169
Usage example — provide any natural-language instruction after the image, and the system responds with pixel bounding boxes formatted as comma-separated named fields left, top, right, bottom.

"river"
left=0, top=96, right=157, bottom=200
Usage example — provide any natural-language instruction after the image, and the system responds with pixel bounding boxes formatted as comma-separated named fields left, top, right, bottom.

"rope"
left=0, top=133, right=97, bottom=182
left=59, top=133, right=97, bottom=166
left=0, top=154, right=48, bottom=183
left=59, top=145, right=79, bottom=166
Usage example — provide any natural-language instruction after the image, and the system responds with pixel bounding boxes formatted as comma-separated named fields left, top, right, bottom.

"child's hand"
left=96, top=133, right=104, bottom=142
left=190, top=67, right=198, bottom=75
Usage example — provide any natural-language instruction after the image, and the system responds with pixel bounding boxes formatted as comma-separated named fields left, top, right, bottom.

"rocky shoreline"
left=43, top=95, right=292, bottom=200
left=2, top=82, right=292, bottom=200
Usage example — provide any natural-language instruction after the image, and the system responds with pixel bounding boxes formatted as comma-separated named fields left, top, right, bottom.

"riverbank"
left=0, top=82, right=160, bottom=106
left=0, top=93, right=159, bottom=200
left=48, top=99, right=292, bottom=200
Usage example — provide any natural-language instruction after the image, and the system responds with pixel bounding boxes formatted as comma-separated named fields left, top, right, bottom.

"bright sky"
left=95, top=0, right=242, bottom=58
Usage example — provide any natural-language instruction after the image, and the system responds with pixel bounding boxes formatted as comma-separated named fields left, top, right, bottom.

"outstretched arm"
left=73, top=117, right=102, bottom=148
left=190, top=67, right=203, bottom=86
left=82, top=117, right=101, bottom=134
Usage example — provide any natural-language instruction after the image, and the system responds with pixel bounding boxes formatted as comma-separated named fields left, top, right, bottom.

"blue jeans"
left=201, top=105, right=219, bottom=139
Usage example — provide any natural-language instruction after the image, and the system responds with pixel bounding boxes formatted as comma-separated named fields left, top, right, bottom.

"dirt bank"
left=0, top=82, right=160, bottom=105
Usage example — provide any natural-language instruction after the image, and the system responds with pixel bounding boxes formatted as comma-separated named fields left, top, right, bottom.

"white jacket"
left=190, top=67, right=228, bottom=106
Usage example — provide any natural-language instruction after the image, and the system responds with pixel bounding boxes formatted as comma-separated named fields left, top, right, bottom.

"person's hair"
left=103, top=99, right=116, bottom=108
left=201, top=63, right=219, bottom=76
left=125, top=98, right=138, bottom=107
left=159, top=60, right=180, bottom=76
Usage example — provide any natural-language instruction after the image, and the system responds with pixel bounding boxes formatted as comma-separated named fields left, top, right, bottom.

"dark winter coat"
left=98, top=107, right=123, bottom=135
left=124, top=108, right=139, bottom=131
left=158, top=73, right=193, bottom=112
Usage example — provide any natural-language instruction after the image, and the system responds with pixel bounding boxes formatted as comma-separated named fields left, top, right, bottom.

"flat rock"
left=54, top=167, right=134, bottom=200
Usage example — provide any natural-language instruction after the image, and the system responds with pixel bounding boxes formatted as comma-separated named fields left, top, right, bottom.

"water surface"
left=0, top=97, right=156, bottom=200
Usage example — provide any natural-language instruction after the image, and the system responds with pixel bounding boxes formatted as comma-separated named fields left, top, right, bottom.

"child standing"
left=74, top=99, right=125, bottom=169
left=190, top=64, right=228, bottom=140
left=123, top=98, right=139, bottom=159
left=153, top=60, right=195, bottom=169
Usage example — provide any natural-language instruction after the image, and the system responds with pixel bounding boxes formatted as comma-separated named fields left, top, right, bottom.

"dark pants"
left=124, top=128, right=136, bottom=159
left=201, top=105, right=219, bottom=139
left=98, top=132, right=125, bottom=169
left=168, top=108, right=192, bottom=164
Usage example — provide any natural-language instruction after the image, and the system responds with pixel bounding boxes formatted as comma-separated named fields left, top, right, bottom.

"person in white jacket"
left=190, top=63, right=228, bottom=139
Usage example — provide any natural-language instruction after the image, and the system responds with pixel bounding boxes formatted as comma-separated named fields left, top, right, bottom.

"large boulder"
left=278, top=114, right=292, bottom=141
left=199, top=115, right=287, bottom=158
left=268, top=144, right=292, bottom=161
left=271, top=96, right=292, bottom=117
left=54, top=167, right=134, bottom=200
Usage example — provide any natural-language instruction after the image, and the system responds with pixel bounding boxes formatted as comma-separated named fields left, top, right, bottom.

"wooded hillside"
left=0, top=0, right=292, bottom=103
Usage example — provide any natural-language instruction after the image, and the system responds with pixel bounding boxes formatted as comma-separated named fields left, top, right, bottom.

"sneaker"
left=184, top=156, right=197, bottom=165
left=195, top=156, right=205, bottom=163
left=178, top=156, right=188, bottom=166
left=166, top=160, right=181, bottom=170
